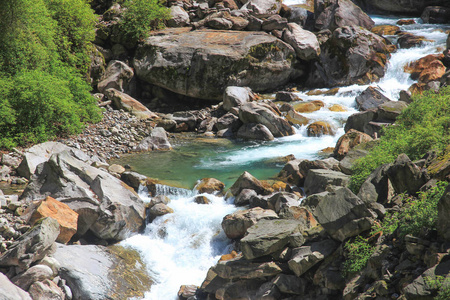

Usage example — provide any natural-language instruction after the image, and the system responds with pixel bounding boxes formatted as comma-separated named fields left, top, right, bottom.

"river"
left=116, top=14, right=449, bottom=300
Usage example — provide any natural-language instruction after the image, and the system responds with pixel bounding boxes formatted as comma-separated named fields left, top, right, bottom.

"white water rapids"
left=121, top=16, right=449, bottom=300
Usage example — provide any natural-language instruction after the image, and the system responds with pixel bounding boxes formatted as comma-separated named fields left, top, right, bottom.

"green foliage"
left=44, top=0, right=97, bottom=73
left=342, top=236, right=375, bottom=277
left=424, top=275, right=450, bottom=300
left=0, top=0, right=101, bottom=149
left=120, top=0, right=169, bottom=41
left=350, top=87, right=450, bottom=193
left=397, top=181, right=448, bottom=237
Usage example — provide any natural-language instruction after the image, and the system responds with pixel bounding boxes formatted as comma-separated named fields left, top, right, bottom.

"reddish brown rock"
left=418, top=60, right=446, bottom=84
left=293, top=100, right=325, bottom=113
left=195, top=178, right=225, bottom=194
left=333, top=129, right=373, bottom=160
left=397, top=19, right=416, bottom=25
left=28, top=197, right=78, bottom=244
left=371, top=25, right=400, bottom=36
left=285, top=110, right=309, bottom=126
left=404, top=54, right=445, bottom=79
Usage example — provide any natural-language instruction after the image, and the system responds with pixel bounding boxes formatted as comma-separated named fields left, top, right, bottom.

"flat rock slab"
left=134, top=28, right=295, bottom=100
left=241, top=219, right=303, bottom=259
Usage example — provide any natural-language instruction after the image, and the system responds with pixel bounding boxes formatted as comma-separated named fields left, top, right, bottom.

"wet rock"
left=223, top=86, right=253, bottom=111
left=371, top=25, right=400, bottom=35
left=398, top=32, right=433, bottom=49
left=239, top=102, right=295, bottom=137
left=120, top=171, right=148, bottom=191
left=315, top=0, right=374, bottom=32
left=302, top=187, right=376, bottom=241
left=178, top=285, right=197, bottom=300
left=27, top=196, right=78, bottom=244
left=221, top=207, right=278, bottom=240
left=417, top=60, right=446, bottom=84
left=97, top=60, right=133, bottom=94
left=387, top=154, right=429, bottom=195
left=236, top=123, right=274, bottom=141
left=333, top=129, right=373, bottom=160
left=51, top=244, right=152, bottom=300
left=282, top=23, right=320, bottom=61
left=240, top=219, right=304, bottom=259
left=306, top=121, right=336, bottom=137
left=148, top=203, right=174, bottom=221
left=293, top=100, right=324, bottom=113
left=104, top=88, right=157, bottom=120
left=275, top=91, right=301, bottom=102
left=168, top=6, right=190, bottom=27
left=0, top=217, right=60, bottom=269
left=304, top=169, right=350, bottom=195
left=195, top=178, right=225, bottom=194
left=0, top=272, right=32, bottom=300
left=229, top=171, right=268, bottom=197
left=134, top=28, right=295, bottom=100
left=12, top=264, right=54, bottom=291
left=288, top=239, right=338, bottom=277
left=355, top=86, right=392, bottom=111
left=215, top=113, right=242, bottom=132
left=135, top=127, right=172, bottom=151
left=421, top=6, right=450, bottom=24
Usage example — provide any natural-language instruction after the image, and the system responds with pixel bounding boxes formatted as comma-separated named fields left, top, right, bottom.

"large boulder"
left=20, top=151, right=146, bottom=241
left=421, top=6, right=450, bottom=23
left=17, top=142, right=103, bottom=180
left=355, top=86, right=392, bottom=111
left=302, top=187, right=376, bottom=241
left=357, top=163, right=394, bottom=204
left=0, top=217, right=60, bottom=269
left=133, top=28, right=296, bottom=100
left=386, top=154, right=429, bottom=195
left=241, top=0, right=282, bottom=17
left=167, top=5, right=190, bottom=27
left=314, top=0, right=375, bottom=32
left=239, top=102, right=295, bottom=137
left=104, top=88, right=157, bottom=120
left=229, top=171, right=268, bottom=196
left=223, top=86, right=253, bottom=111
left=240, top=219, right=305, bottom=259
left=304, top=169, right=351, bottom=195
left=0, top=273, right=32, bottom=300
left=212, top=259, right=283, bottom=280
left=50, top=244, right=152, bottom=300
left=307, top=26, right=390, bottom=87
left=355, top=0, right=449, bottom=15
left=344, top=110, right=377, bottom=133
left=236, top=123, right=275, bottom=141
left=282, top=23, right=320, bottom=61
left=97, top=60, right=133, bottom=93
left=134, top=127, right=172, bottom=151
left=222, top=207, right=279, bottom=240
left=333, top=129, right=373, bottom=160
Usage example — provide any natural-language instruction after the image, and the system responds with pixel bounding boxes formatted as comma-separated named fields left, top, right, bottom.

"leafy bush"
left=120, top=0, right=169, bottom=41
left=44, top=0, right=97, bottom=73
left=350, top=87, right=450, bottom=193
left=342, top=236, right=375, bottom=277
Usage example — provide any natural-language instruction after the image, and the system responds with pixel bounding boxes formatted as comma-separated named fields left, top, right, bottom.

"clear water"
left=118, top=17, right=450, bottom=300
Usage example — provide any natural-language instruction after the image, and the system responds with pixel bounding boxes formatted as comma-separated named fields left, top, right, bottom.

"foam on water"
left=123, top=193, right=236, bottom=300
left=283, top=0, right=306, bottom=6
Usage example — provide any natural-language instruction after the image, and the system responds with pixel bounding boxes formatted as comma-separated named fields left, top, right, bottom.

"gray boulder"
left=241, top=0, right=282, bottom=17
left=355, top=87, right=392, bottom=112
left=167, top=6, right=190, bottom=27
left=302, top=187, right=376, bottom=241
left=221, top=207, right=278, bottom=240
left=50, top=244, right=152, bottom=300
left=437, top=185, right=450, bottom=241
left=97, top=60, right=134, bottom=93
left=0, top=273, right=31, bottom=300
left=282, top=23, right=320, bottom=61
left=215, top=113, right=242, bottom=132
left=377, top=100, right=408, bottom=121
left=20, top=151, right=146, bottom=241
left=288, top=239, right=338, bottom=277
left=135, top=127, right=172, bottom=151
left=234, top=189, right=257, bottom=206
left=104, top=88, right=157, bottom=120
left=223, top=86, right=253, bottom=111
left=239, top=102, right=295, bottom=137
left=0, top=217, right=60, bottom=269
left=28, top=280, right=65, bottom=300
left=356, top=0, right=449, bottom=15
left=344, top=109, right=377, bottom=133
left=236, top=123, right=274, bottom=141
left=357, top=163, right=394, bottom=204
left=133, top=28, right=296, bottom=100
left=240, top=219, right=304, bottom=259
left=278, top=159, right=305, bottom=186
left=387, top=154, right=429, bottom=195
left=307, top=26, right=390, bottom=87
left=315, top=0, right=374, bottom=31
left=339, top=148, right=369, bottom=175
left=272, top=274, right=307, bottom=295
left=12, top=265, right=54, bottom=291
left=213, top=259, right=282, bottom=280
left=229, top=171, right=268, bottom=197
left=304, top=169, right=350, bottom=195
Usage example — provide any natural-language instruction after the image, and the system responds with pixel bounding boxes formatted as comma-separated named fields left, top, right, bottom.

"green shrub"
left=120, top=0, right=169, bottom=41
left=350, top=87, right=450, bottom=193
left=44, top=0, right=97, bottom=73
left=342, top=236, right=375, bottom=276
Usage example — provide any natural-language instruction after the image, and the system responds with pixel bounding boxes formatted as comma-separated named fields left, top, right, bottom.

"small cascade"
left=153, top=184, right=196, bottom=198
